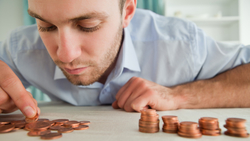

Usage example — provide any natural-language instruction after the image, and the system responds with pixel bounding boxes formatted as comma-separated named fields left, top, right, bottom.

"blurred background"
left=0, top=0, right=250, bottom=101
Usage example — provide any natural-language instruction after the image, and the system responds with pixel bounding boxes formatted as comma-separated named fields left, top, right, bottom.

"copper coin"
left=28, top=130, right=51, bottom=136
left=11, top=128, right=21, bottom=131
left=139, top=123, right=159, bottom=128
left=0, top=124, right=15, bottom=133
left=74, top=125, right=89, bottom=130
left=226, top=118, right=246, bottom=128
left=140, top=115, right=159, bottom=122
left=178, top=131, right=202, bottom=138
left=0, top=121, right=10, bottom=125
left=79, top=121, right=90, bottom=125
left=201, top=129, right=221, bottom=136
left=50, top=125, right=65, bottom=130
left=37, top=118, right=50, bottom=122
left=179, top=121, right=198, bottom=128
left=40, top=133, right=62, bottom=140
left=25, top=113, right=39, bottom=123
left=162, top=128, right=178, bottom=133
left=162, top=125, right=178, bottom=130
left=140, top=109, right=157, bottom=116
left=52, top=119, right=69, bottom=124
left=46, top=121, right=55, bottom=126
left=139, top=119, right=159, bottom=125
left=227, top=128, right=248, bottom=135
left=11, top=120, right=26, bottom=124
left=162, top=115, right=178, bottom=122
left=224, top=131, right=249, bottom=138
left=226, top=126, right=247, bottom=132
left=139, top=127, right=159, bottom=133
left=199, top=117, right=218, bottom=124
left=178, top=127, right=201, bottom=134
left=64, top=121, right=79, bottom=128
left=26, top=121, right=51, bottom=131
left=14, top=122, right=26, bottom=129
left=58, top=128, right=74, bottom=133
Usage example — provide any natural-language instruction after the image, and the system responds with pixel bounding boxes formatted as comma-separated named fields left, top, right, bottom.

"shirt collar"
left=115, top=28, right=141, bottom=74
left=53, top=27, right=141, bottom=83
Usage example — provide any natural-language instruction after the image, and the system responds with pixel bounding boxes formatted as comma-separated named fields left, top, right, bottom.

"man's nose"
left=57, top=29, right=81, bottom=63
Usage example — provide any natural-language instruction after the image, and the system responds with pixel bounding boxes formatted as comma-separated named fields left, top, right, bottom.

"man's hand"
left=0, top=60, right=39, bottom=118
left=112, top=77, right=181, bottom=112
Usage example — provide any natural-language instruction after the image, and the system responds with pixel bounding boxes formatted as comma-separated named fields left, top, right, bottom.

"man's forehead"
left=28, top=0, right=117, bottom=22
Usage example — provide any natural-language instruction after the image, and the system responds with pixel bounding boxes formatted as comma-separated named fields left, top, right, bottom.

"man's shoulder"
left=129, top=9, right=198, bottom=42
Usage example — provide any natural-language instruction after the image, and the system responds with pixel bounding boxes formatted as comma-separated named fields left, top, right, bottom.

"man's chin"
left=65, top=75, right=100, bottom=86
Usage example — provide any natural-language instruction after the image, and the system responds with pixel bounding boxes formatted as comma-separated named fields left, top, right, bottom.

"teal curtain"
left=137, top=0, right=165, bottom=15
left=23, top=0, right=49, bottom=101
left=23, top=0, right=36, bottom=25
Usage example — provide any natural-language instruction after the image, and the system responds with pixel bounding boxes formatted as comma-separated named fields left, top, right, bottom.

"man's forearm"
left=172, top=63, right=250, bottom=109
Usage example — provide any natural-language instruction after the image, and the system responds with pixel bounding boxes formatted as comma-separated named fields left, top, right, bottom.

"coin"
left=226, top=118, right=246, bottom=128
left=58, top=128, right=74, bottom=133
left=79, top=121, right=90, bottom=125
left=40, top=133, right=62, bottom=140
left=162, top=115, right=178, bottom=122
left=50, top=125, right=65, bottom=130
left=25, top=113, right=39, bottom=123
left=52, top=119, right=69, bottom=124
left=224, top=131, right=249, bottom=138
left=74, top=125, right=89, bottom=130
left=27, top=130, right=51, bottom=136
left=64, top=121, right=79, bottom=128
left=140, top=109, right=157, bottom=116
left=178, top=131, right=202, bottom=138
left=26, top=121, right=51, bottom=131
left=0, top=121, right=10, bottom=125
left=37, top=118, right=50, bottom=122
left=0, top=124, right=15, bottom=133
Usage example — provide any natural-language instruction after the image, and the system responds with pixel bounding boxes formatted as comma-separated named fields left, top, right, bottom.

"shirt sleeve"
left=190, top=23, right=250, bottom=80
left=0, top=30, right=31, bottom=88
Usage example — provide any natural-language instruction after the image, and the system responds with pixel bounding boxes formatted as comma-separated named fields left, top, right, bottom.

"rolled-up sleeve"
left=0, top=30, right=31, bottom=88
left=191, top=25, right=250, bottom=80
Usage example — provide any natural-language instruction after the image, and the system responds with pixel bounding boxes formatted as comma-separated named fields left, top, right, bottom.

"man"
left=0, top=0, right=250, bottom=119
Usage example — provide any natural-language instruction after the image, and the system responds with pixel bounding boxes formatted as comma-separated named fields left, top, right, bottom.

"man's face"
left=28, top=0, right=123, bottom=85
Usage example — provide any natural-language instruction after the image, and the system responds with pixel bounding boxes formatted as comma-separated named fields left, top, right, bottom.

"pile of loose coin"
left=224, top=118, right=249, bottom=138
left=139, top=109, right=159, bottom=133
left=0, top=114, right=90, bottom=140
left=139, top=109, right=249, bottom=138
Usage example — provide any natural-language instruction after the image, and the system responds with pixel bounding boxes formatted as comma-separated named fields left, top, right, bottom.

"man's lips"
left=64, top=67, right=87, bottom=75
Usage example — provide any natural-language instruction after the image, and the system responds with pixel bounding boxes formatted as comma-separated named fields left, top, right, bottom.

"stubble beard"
left=56, top=24, right=123, bottom=86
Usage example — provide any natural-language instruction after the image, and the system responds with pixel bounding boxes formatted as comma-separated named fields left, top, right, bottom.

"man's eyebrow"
left=28, top=9, right=109, bottom=23
left=28, top=9, right=49, bottom=23
left=70, top=12, right=109, bottom=22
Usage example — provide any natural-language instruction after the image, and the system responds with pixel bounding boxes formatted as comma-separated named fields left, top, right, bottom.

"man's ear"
left=122, top=0, right=137, bottom=28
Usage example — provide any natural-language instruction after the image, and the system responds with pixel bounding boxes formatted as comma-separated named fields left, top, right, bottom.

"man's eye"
left=38, top=25, right=57, bottom=32
left=77, top=25, right=101, bottom=32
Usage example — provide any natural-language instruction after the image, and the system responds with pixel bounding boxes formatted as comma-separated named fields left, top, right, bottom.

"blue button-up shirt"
left=1, top=9, right=250, bottom=105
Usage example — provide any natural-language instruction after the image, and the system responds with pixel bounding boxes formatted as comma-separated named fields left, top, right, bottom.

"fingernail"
left=24, top=106, right=36, bottom=118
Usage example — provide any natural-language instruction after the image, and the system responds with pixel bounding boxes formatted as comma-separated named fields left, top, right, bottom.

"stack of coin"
left=0, top=118, right=90, bottom=140
left=199, top=117, right=221, bottom=136
left=162, top=115, right=179, bottom=133
left=178, top=121, right=202, bottom=138
left=139, top=109, right=159, bottom=133
left=224, top=118, right=249, bottom=138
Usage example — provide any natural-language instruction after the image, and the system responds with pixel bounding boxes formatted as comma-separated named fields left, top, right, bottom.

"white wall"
left=0, top=0, right=23, bottom=42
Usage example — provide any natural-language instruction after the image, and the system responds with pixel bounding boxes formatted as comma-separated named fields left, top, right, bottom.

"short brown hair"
left=119, top=0, right=126, bottom=14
